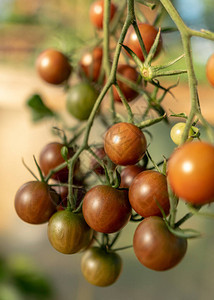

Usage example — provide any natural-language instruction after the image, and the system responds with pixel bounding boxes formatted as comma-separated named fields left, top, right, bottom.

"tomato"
left=39, top=142, right=79, bottom=183
left=206, top=53, right=214, bottom=86
left=66, top=82, right=98, bottom=120
left=167, top=141, right=214, bottom=205
left=120, top=165, right=145, bottom=188
left=124, top=23, right=162, bottom=62
left=90, top=147, right=115, bottom=175
left=90, top=0, right=117, bottom=29
left=133, top=216, right=187, bottom=271
left=113, top=64, right=139, bottom=102
left=104, top=122, right=147, bottom=166
left=53, top=185, right=86, bottom=210
left=79, top=47, right=103, bottom=82
left=129, top=170, right=170, bottom=217
left=81, top=247, right=122, bottom=287
left=170, top=122, right=196, bottom=145
left=14, top=181, right=58, bottom=224
left=48, top=210, right=94, bottom=254
left=82, top=185, right=131, bottom=233
left=36, top=49, right=72, bottom=85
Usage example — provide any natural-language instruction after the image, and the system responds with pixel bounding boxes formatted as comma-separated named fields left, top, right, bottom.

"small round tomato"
left=66, top=82, right=98, bottom=120
left=82, top=185, right=131, bottom=233
left=81, top=247, right=122, bottom=287
left=48, top=210, right=94, bottom=254
left=124, top=23, right=162, bottom=62
left=113, top=64, right=139, bottom=102
left=133, top=216, right=187, bottom=271
left=104, top=122, right=147, bottom=166
left=39, top=142, right=79, bottom=183
left=129, top=170, right=170, bottom=217
left=170, top=122, right=197, bottom=145
left=14, top=181, right=58, bottom=224
left=79, top=47, right=103, bottom=82
left=53, top=185, right=86, bottom=211
left=120, top=165, right=145, bottom=188
left=206, top=53, right=214, bottom=86
left=36, top=49, right=72, bottom=85
left=90, top=147, right=115, bottom=175
left=90, top=0, right=117, bottom=29
left=167, top=141, right=214, bottom=205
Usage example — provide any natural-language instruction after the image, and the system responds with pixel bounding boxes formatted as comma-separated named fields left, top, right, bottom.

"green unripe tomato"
left=66, top=82, right=98, bottom=120
left=170, top=122, right=198, bottom=145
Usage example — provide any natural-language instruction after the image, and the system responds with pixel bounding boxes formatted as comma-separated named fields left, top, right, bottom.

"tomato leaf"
left=26, top=94, right=57, bottom=122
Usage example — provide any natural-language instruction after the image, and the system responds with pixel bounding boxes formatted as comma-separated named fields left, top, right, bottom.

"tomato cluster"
left=15, top=0, right=214, bottom=289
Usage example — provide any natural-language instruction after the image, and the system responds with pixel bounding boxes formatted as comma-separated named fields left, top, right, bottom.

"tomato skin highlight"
left=104, top=122, right=147, bottom=166
left=206, top=53, right=214, bottom=86
left=90, top=0, right=117, bottom=29
left=129, top=170, right=170, bottom=218
left=82, top=185, right=131, bottom=234
left=124, top=23, right=162, bottom=62
left=36, top=49, right=72, bottom=85
left=167, top=141, right=214, bottom=205
left=133, top=216, right=187, bottom=271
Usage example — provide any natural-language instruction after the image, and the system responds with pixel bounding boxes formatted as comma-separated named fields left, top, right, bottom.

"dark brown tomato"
left=104, top=122, right=147, bottom=166
left=81, top=247, right=122, bottom=287
left=39, top=142, right=79, bottom=183
left=14, top=181, right=58, bottom=224
left=90, top=0, right=117, bottom=30
left=129, top=170, right=170, bottom=217
left=36, top=49, right=72, bottom=85
left=90, top=147, right=115, bottom=175
left=133, top=216, right=187, bottom=271
left=54, top=185, right=86, bottom=211
left=113, top=64, right=139, bottom=102
left=120, top=165, right=145, bottom=188
left=80, top=47, right=103, bottom=82
left=48, top=210, right=94, bottom=254
left=82, top=185, right=131, bottom=233
left=124, top=23, right=162, bottom=62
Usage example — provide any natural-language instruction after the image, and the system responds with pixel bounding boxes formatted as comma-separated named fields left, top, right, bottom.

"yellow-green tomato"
left=81, top=247, right=122, bottom=287
left=170, top=122, right=196, bottom=145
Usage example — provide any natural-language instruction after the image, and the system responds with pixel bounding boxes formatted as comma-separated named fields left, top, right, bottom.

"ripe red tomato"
left=90, top=0, right=117, bottom=29
left=120, top=165, right=145, bottom=188
left=66, top=82, right=98, bottom=120
left=36, top=49, right=72, bottom=85
left=79, top=47, right=103, bottom=82
left=167, top=141, right=214, bottom=205
left=39, top=142, right=79, bottom=183
left=14, top=181, right=58, bottom=224
left=113, top=64, right=139, bottom=102
left=124, top=23, right=162, bottom=62
left=129, top=170, right=170, bottom=217
left=206, top=53, right=214, bottom=86
left=82, top=185, right=131, bottom=233
left=81, top=247, right=122, bottom=286
left=133, top=216, right=187, bottom=271
left=104, top=122, right=147, bottom=166
left=48, top=210, right=94, bottom=254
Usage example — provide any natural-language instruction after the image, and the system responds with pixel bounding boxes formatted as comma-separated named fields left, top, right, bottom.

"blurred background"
left=0, top=0, right=214, bottom=299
